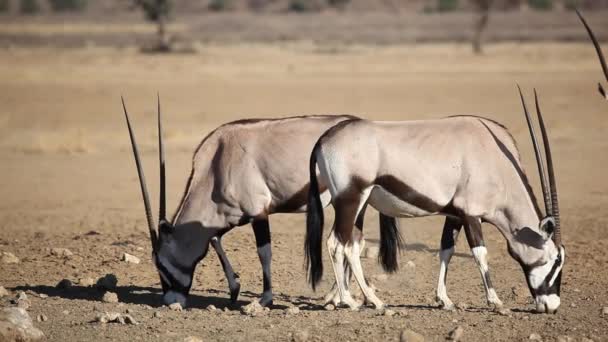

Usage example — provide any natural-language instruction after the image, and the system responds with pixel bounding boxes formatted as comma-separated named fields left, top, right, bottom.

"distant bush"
left=564, top=0, right=579, bottom=10
left=288, top=0, right=322, bottom=12
left=208, top=0, right=233, bottom=11
left=0, top=0, right=9, bottom=13
left=528, top=0, right=553, bottom=10
left=437, top=0, right=459, bottom=12
left=328, top=0, right=350, bottom=9
left=20, top=0, right=40, bottom=14
left=48, top=0, right=88, bottom=12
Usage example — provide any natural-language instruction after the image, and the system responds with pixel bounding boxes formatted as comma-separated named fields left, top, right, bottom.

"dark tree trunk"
left=472, top=0, right=492, bottom=54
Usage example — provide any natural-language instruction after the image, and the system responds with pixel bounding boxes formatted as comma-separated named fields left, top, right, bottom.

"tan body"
left=306, top=109, right=564, bottom=313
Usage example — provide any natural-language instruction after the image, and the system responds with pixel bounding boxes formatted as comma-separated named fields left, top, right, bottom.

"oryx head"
left=510, top=88, right=565, bottom=314
left=576, top=9, right=608, bottom=100
left=122, top=96, right=209, bottom=308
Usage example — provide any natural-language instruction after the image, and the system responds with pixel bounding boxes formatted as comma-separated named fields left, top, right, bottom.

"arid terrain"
left=1, top=16, right=608, bottom=341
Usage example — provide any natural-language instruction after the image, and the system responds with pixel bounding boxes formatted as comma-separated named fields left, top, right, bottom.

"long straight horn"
left=534, top=90, right=561, bottom=246
left=122, top=97, right=158, bottom=251
left=517, top=86, right=552, bottom=217
left=157, top=93, right=166, bottom=223
left=576, top=9, right=608, bottom=99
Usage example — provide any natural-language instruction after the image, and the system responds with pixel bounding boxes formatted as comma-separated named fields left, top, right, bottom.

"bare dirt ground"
left=1, top=41, right=608, bottom=341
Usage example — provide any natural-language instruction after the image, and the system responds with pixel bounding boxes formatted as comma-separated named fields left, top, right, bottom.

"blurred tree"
left=528, top=0, right=552, bottom=10
left=133, top=0, right=172, bottom=51
left=288, top=0, right=323, bottom=12
left=209, top=0, right=234, bottom=11
left=472, top=0, right=492, bottom=54
left=20, top=0, right=40, bottom=14
left=48, top=0, right=87, bottom=12
left=0, top=0, right=9, bottom=12
left=438, top=0, right=459, bottom=11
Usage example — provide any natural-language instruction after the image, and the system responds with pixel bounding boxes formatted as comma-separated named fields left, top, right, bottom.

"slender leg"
left=326, top=225, right=359, bottom=308
left=436, top=217, right=462, bottom=310
left=252, top=219, right=273, bottom=307
left=338, top=189, right=384, bottom=310
left=210, top=236, right=241, bottom=303
left=324, top=203, right=367, bottom=305
left=463, top=216, right=503, bottom=309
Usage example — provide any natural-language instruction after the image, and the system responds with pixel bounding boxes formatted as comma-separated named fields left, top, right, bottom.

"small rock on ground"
left=405, top=260, right=416, bottom=269
left=400, top=329, right=425, bottom=342
left=36, top=315, right=47, bottom=322
left=241, top=301, right=264, bottom=316
left=153, top=311, right=162, bottom=318
left=0, top=286, right=9, bottom=297
left=96, top=274, right=118, bottom=291
left=382, top=309, right=396, bottom=317
left=496, top=308, right=511, bottom=316
left=0, top=307, right=44, bottom=341
left=95, top=312, right=137, bottom=325
left=206, top=305, right=217, bottom=312
left=184, top=337, right=203, bottom=342
left=292, top=330, right=309, bottom=342
left=122, top=253, right=140, bottom=264
left=324, top=304, right=335, bottom=311
left=102, top=292, right=118, bottom=303
left=168, top=303, right=183, bottom=311
left=529, top=333, right=542, bottom=341
left=556, top=336, right=574, bottom=342
left=285, top=307, right=300, bottom=315
left=1, top=252, right=19, bottom=264
left=448, top=326, right=464, bottom=341
left=79, top=277, right=95, bottom=287
left=602, top=307, right=608, bottom=316
left=50, top=248, right=73, bottom=258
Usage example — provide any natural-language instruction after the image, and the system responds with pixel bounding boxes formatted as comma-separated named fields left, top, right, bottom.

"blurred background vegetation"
left=0, top=0, right=606, bottom=53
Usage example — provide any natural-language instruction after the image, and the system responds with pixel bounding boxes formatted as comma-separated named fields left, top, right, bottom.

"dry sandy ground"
left=0, top=42, right=608, bottom=341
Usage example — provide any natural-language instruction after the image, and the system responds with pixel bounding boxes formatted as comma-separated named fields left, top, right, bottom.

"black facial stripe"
left=156, top=258, right=192, bottom=293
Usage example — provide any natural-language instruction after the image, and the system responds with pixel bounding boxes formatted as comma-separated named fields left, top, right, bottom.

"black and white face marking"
left=153, top=250, right=194, bottom=308
left=522, top=246, right=565, bottom=314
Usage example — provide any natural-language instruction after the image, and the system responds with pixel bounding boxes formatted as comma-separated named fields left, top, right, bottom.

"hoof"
left=229, top=283, right=241, bottom=303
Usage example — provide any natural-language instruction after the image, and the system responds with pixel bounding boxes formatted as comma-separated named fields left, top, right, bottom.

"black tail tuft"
left=378, top=213, right=404, bottom=273
left=305, top=143, right=324, bottom=291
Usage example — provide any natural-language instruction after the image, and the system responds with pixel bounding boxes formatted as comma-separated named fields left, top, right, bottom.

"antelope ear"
left=514, top=227, right=547, bottom=250
left=539, top=216, right=556, bottom=237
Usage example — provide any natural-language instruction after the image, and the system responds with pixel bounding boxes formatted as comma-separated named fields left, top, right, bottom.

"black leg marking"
left=440, top=216, right=463, bottom=251
left=253, top=219, right=273, bottom=307
left=210, top=236, right=241, bottom=303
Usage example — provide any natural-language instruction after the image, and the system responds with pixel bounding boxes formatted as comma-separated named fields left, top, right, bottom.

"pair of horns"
left=576, top=9, right=608, bottom=99
left=518, top=87, right=561, bottom=246
left=122, top=94, right=167, bottom=252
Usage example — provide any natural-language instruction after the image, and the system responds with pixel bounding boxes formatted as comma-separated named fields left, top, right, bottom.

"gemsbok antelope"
left=576, top=9, right=608, bottom=99
left=306, top=88, right=565, bottom=314
left=121, top=97, right=400, bottom=308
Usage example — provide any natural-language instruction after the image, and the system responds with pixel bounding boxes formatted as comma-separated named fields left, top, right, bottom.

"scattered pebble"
left=602, top=307, right=608, bottom=316
left=0, top=286, right=9, bottom=297
left=496, top=308, right=511, bottom=316
left=241, top=301, right=264, bottom=316
left=381, top=309, right=396, bottom=317
left=56, top=279, right=73, bottom=290
left=122, top=253, right=140, bottom=264
left=94, top=312, right=124, bottom=324
left=448, top=326, right=464, bottom=341
left=50, top=248, right=73, bottom=258
left=62, top=310, right=69, bottom=315
left=405, top=260, right=416, bottom=269
left=529, top=333, right=542, bottom=341
left=79, top=277, right=95, bottom=287
left=184, top=337, right=203, bottom=342
left=168, top=303, right=183, bottom=312
left=292, top=329, right=309, bottom=342
left=0, top=307, right=44, bottom=341
left=11, top=292, right=31, bottom=310
left=206, top=305, right=217, bottom=312
left=1, top=252, right=19, bottom=264
left=36, top=314, right=47, bottom=322
left=556, top=336, right=573, bottom=342
left=102, top=292, right=119, bottom=303
left=400, top=329, right=425, bottom=342
left=363, top=246, right=379, bottom=259
left=153, top=311, right=163, bottom=318
left=285, top=306, right=300, bottom=315
left=324, top=304, right=335, bottom=311
left=96, top=274, right=118, bottom=291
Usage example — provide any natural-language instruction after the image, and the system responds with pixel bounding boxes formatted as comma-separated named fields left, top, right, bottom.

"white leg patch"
left=436, top=247, right=455, bottom=309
